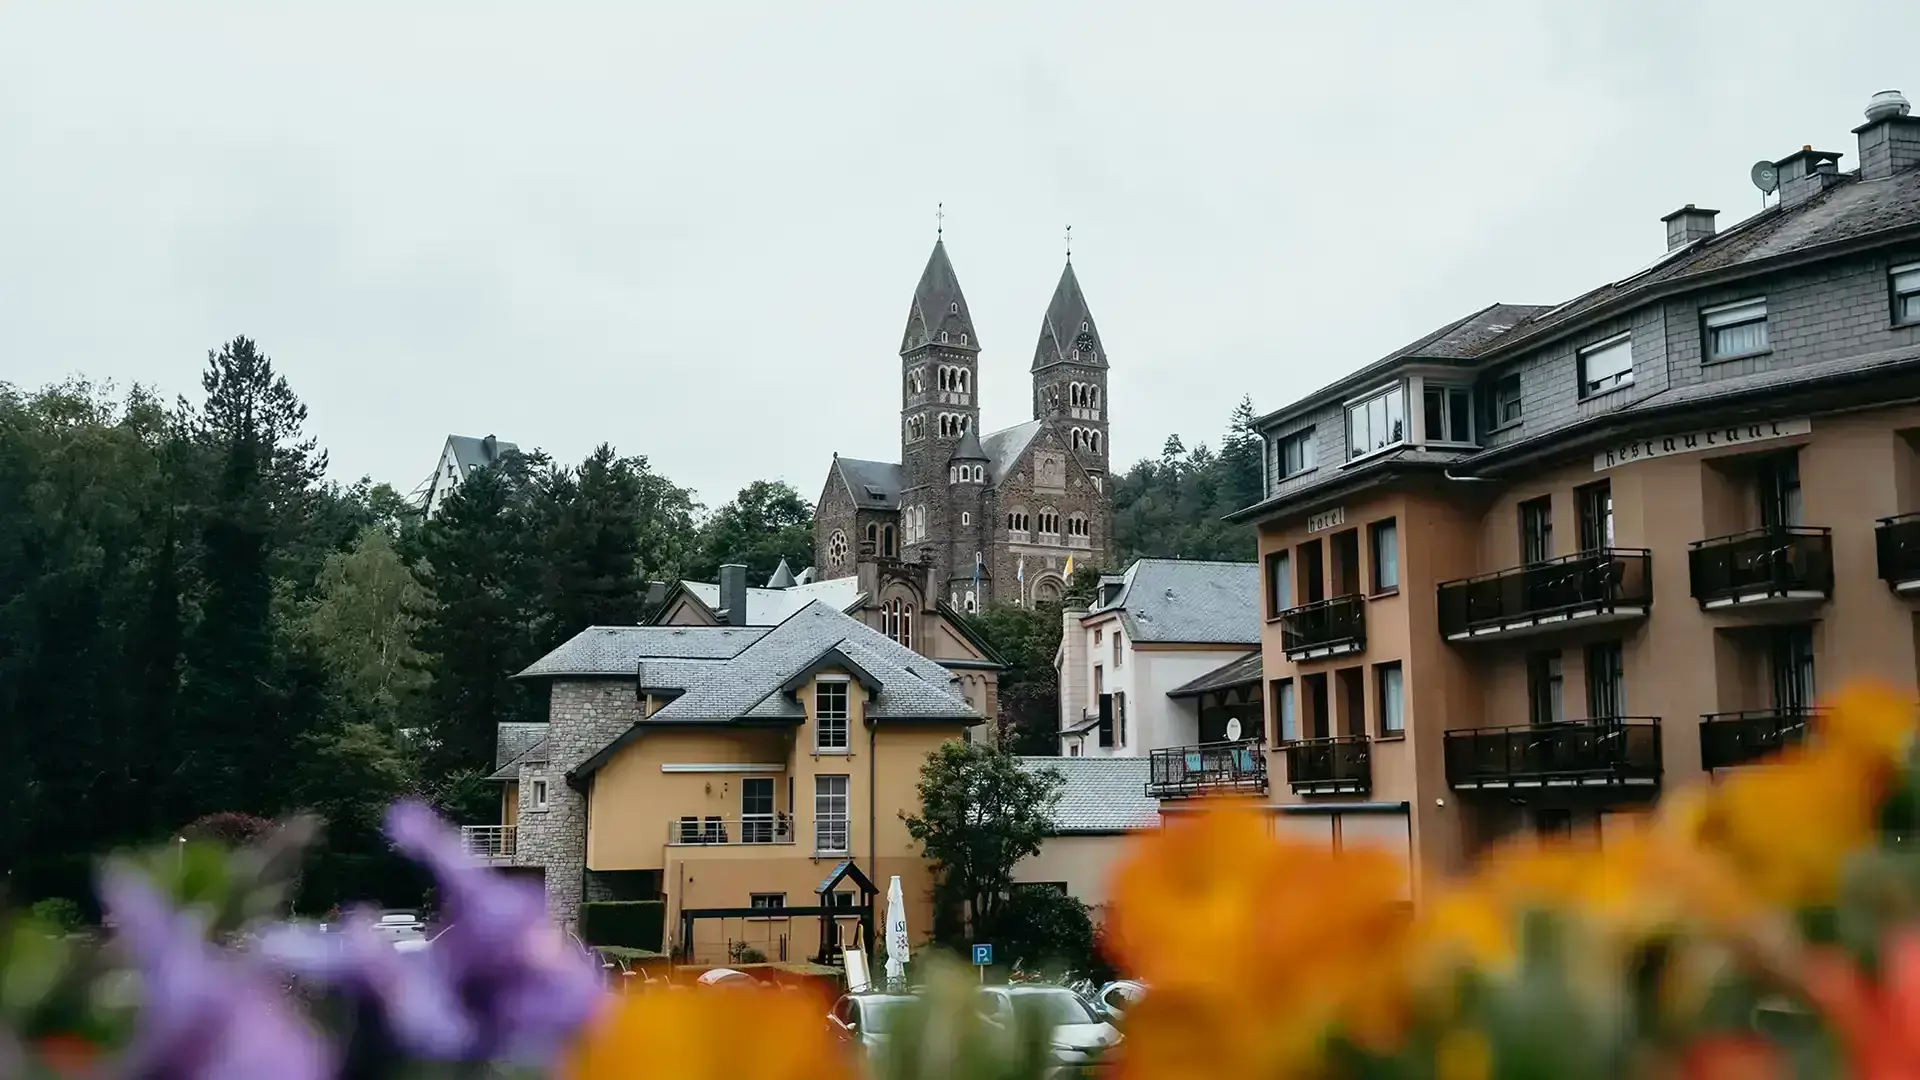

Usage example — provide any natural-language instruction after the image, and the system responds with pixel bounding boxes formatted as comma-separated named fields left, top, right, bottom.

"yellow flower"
left=1819, top=681, right=1916, bottom=771
left=1683, top=744, right=1880, bottom=905
left=563, top=984, right=855, bottom=1080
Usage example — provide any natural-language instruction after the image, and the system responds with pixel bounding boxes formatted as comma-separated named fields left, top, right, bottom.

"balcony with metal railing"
left=1698, top=708, right=1817, bottom=770
left=665, top=814, right=798, bottom=847
left=1145, top=740, right=1268, bottom=799
left=1877, top=513, right=1920, bottom=594
left=1283, top=735, right=1371, bottom=795
left=1443, top=717, right=1662, bottom=790
left=1278, top=594, right=1366, bottom=661
left=1688, top=526, right=1833, bottom=610
left=1437, top=549, right=1652, bottom=643
left=460, top=825, right=518, bottom=862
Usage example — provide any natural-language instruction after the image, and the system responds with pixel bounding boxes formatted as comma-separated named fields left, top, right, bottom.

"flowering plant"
left=6, top=683, right=1920, bottom=1079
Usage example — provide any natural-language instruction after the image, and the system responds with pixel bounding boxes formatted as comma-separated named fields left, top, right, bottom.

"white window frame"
left=1377, top=663, right=1404, bottom=736
left=1421, top=383, right=1476, bottom=445
left=1370, top=518, right=1399, bottom=592
left=1274, top=678, right=1297, bottom=743
left=815, top=678, right=850, bottom=753
left=1344, top=383, right=1407, bottom=462
left=1482, top=371, right=1522, bottom=431
left=1275, top=428, right=1316, bottom=480
left=1893, top=262, right=1920, bottom=326
left=1578, top=333, right=1634, bottom=397
left=530, top=778, right=549, bottom=810
left=1702, top=298, right=1770, bottom=362
left=815, top=775, right=850, bottom=854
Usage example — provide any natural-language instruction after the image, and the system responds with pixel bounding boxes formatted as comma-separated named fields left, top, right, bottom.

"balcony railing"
left=1437, top=549, right=1652, bottom=642
left=1688, top=526, right=1833, bottom=609
left=1443, top=717, right=1662, bottom=789
left=1283, top=735, right=1371, bottom=795
left=1699, top=708, right=1817, bottom=771
left=665, top=814, right=797, bottom=846
left=1145, top=740, right=1268, bottom=799
left=1878, top=513, right=1920, bottom=593
left=460, top=825, right=517, bottom=861
left=1278, top=594, right=1366, bottom=660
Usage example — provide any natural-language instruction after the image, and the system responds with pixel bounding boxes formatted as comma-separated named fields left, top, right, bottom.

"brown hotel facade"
left=1174, top=91, right=1920, bottom=900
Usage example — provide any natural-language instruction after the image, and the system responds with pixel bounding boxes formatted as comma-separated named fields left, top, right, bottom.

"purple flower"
left=99, top=868, right=332, bottom=1080
left=265, top=801, right=603, bottom=1065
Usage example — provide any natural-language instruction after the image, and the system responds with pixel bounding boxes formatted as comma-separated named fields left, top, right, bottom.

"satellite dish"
left=1225, top=717, right=1243, bottom=742
left=1750, top=160, right=1779, bottom=195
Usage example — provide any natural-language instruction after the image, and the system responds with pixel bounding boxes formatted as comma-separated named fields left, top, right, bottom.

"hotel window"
left=1585, top=641, right=1625, bottom=718
left=815, top=680, right=850, bottom=752
left=1346, top=384, right=1406, bottom=460
left=1270, top=677, right=1297, bottom=742
left=1276, top=428, right=1316, bottom=480
left=1758, top=451, right=1803, bottom=528
left=1265, top=550, right=1293, bottom=617
left=1368, top=518, right=1398, bottom=592
left=1578, top=333, right=1634, bottom=397
left=1521, top=496, right=1554, bottom=564
left=1703, top=298, right=1769, bottom=361
left=1480, top=371, right=1522, bottom=431
left=530, top=779, right=549, bottom=810
left=1527, top=651, right=1564, bottom=726
left=1422, top=384, right=1474, bottom=444
left=1892, top=261, right=1920, bottom=326
left=1375, top=662, right=1404, bottom=736
left=814, top=776, right=849, bottom=853
left=1770, top=625, right=1817, bottom=712
left=1576, top=481, right=1613, bottom=553
left=750, top=893, right=785, bottom=911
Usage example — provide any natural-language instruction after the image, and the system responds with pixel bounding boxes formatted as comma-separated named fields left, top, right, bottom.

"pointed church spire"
left=1031, top=259, right=1106, bottom=372
left=900, top=239, right=980, bottom=356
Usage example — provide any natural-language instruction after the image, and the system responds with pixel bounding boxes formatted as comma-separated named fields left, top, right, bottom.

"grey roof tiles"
left=515, top=625, right=766, bottom=678
left=1018, top=756, right=1161, bottom=833
left=1090, top=559, right=1261, bottom=645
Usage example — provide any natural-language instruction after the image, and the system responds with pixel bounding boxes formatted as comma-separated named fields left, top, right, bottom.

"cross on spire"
left=936, top=202, right=944, bottom=240
left=1065, top=224, right=1073, bottom=261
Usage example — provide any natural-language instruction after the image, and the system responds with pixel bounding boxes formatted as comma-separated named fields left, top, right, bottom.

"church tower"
left=1030, top=259, right=1110, bottom=478
left=900, top=240, right=982, bottom=490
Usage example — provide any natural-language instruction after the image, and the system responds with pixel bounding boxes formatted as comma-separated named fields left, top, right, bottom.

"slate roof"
left=900, top=240, right=980, bottom=354
left=447, top=434, right=519, bottom=472
left=1018, top=757, right=1161, bottom=834
left=981, top=420, right=1045, bottom=485
left=948, top=425, right=988, bottom=463
left=1166, top=651, right=1265, bottom=698
left=1032, top=260, right=1107, bottom=372
left=834, top=457, right=903, bottom=510
left=646, top=601, right=981, bottom=725
left=1087, top=559, right=1261, bottom=644
left=515, top=625, right=766, bottom=678
left=494, top=721, right=548, bottom=769
left=766, top=559, right=797, bottom=589
left=671, top=577, right=864, bottom=626
left=486, top=736, right=547, bottom=782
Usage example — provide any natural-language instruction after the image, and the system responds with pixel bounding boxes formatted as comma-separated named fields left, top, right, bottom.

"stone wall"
left=516, top=679, right=640, bottom=930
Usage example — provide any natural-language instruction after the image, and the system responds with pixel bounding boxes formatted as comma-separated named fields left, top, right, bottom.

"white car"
left=1093, top=980, right=1145, bottom=1023
left=977, top=985, right=1121, bottom=1075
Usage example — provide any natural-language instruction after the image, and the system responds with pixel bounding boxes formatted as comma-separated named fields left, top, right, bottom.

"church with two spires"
left=812, top=239, right=1116, bottom=617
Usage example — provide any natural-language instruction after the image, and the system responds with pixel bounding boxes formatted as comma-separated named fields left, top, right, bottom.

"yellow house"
left=480, top=600, right=979, bottom=965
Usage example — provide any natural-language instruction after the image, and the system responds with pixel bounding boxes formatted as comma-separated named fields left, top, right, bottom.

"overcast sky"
left=3, top=2, right=1914, bottom=509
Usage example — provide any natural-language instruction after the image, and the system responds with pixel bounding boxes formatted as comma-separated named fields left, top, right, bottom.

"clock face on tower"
left=1074, top=331, right=1097, bottom=358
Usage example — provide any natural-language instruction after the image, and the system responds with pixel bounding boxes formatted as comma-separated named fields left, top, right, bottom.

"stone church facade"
left=813, top=239, right=1115, bottom=611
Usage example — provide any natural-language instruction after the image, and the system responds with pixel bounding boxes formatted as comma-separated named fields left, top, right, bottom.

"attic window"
left=1080, top=322, right=1088, bottom=332
left=949, top=302, right=958, bottom=314
left=865, top=486, right=886, bottom=501
left=940, top=331, right=949, bottom=343
left=960, top=333, right=968, bottom=345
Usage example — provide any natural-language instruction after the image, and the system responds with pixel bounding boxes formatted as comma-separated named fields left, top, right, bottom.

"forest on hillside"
left=0, top=338, right=1260, bottom=907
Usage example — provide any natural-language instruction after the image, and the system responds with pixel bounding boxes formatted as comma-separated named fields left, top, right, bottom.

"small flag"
left=1017, top=556, right=1025, bottom=583
left=1064, top=555, right=1075, bottom=579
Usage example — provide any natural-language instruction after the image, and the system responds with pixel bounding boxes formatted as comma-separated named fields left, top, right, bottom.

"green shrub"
left=579, top=900, right=665, bottom=950
left=28, top=898, right=84, bottom=933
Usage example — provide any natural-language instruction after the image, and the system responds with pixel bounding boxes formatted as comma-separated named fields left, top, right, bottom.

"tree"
left=299, top=525, right=428, bottom=730
left=1219, top=394, right=1265, bottom=517
left=966, top=602, right=1066, bottom=755
left=903, top=743, right=1063, bottom=942
left=688, top=480, right=814, bottom=584
left=533, top=444, right=651, bottom=643
left=988, top=886, right=1098, bottom=976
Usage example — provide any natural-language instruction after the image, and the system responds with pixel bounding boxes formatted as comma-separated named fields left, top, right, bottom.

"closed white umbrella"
left=884, top=875, right=909, bottom=990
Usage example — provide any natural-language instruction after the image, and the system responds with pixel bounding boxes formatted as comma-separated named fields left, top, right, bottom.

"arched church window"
left=827, top=530, right=848, bottom=569
left=1090, top=431, right=1102, bottom=454
left=972, top=465, right=984, bottom=482
left=865, top=522, right=878, bottom=549
left=950, top=302, right=959, bottom=314
left=883, top=525, right=896, bottom=557
left=959, top=334, right=968, bottom=345
left=950, top=466, right=958, bottom=483
left=940, top=331, right=949, bottom=344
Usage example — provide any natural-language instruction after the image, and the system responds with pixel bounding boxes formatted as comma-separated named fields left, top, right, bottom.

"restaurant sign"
left=1593, top=418, right=1810, bottom=472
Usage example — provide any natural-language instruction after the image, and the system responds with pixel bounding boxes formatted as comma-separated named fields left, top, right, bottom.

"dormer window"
left=940, top=331, right=949, bottom=344
left=1422, top=384, right=1474, bottom=445
left=1345, top=384, right=1406, bottom=461
left=949, top=302, right=959, bottom=314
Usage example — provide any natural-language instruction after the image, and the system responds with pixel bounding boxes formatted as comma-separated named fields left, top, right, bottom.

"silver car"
left=828, top=992, right=919, bottom=1065
left=977, top=985, right=1121, bottom=1075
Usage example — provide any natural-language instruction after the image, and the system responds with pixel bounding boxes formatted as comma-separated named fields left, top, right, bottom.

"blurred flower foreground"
left=9, top=683, right=1920, bottom=1079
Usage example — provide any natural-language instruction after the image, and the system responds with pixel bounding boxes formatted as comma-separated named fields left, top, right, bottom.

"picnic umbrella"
left=884, top=875, right=909, bottom=990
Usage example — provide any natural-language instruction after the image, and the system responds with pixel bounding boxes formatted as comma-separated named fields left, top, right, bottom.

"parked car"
left=976, top=984, right=1121, bottom=1074
left=827, top=992, right=919, bottom=1060
left=1092, top=980, right=1145, bottom=1023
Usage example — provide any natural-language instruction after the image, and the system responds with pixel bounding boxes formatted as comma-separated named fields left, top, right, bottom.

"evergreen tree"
left=688, top=480, right=814, bottom=584
left=1219, top=394, right=1265, bottom=517
left=535, top=444, right=650, bottom=643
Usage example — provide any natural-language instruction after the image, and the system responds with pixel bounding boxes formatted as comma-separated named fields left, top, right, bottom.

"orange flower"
left=1804, top=930, right=1920, bottom=1080
left=1819, top=682, right=1917, bottom=770
left=1678, top=1035, right=1785, bottom=1080
left=1683, top=744, right=1881, bottom=905
left=563, top=984, right=855, bottom=1080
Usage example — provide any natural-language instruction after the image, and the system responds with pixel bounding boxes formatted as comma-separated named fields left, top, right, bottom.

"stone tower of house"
left=815, top=237, right=1115, bottom=611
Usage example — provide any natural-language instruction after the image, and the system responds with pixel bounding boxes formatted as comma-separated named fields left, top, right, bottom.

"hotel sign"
left=1307, top=507, right=1346, bottom=533
left=1593, top=418, right=1810, bottom=472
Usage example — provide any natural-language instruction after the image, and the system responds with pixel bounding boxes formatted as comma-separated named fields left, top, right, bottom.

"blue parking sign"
left=972, top=943, right=993, bottom=967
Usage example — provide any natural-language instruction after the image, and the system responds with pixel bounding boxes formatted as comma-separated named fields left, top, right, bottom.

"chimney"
left=1660, top=204, right=1718, bottom=251
left=481, top=434, right=498, bottom=461
left=719, top=563, right=748, bottom=627
left=1855, top=90, right=1920, bottom=181
left=1775, top=145, right=1845, bottom=207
